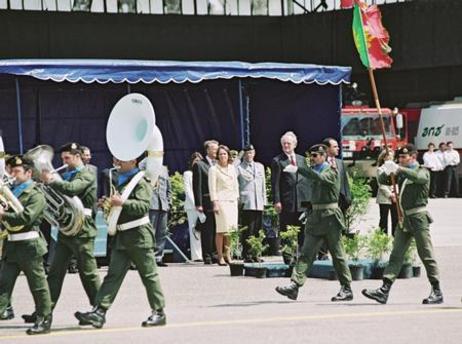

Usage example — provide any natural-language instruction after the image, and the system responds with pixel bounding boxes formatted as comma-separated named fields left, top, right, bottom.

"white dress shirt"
left=423, top=151, right=443, bottom=171
left=444, top=149, right=460, bottom=167
left=435, top=150, right=447, bottom=169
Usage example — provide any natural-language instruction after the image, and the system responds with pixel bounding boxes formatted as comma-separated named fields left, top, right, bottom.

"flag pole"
left=367, top=68, right=403, bottom=225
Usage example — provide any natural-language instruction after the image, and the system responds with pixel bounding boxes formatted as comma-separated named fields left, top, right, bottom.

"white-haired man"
left=271, top=131, right=311, bottom=264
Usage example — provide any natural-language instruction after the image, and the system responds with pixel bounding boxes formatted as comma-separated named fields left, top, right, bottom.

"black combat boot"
left=331, top=284, right=354, bottom=302
left=275, top=281, right=300, bottom=300
left=361, top=279, right=392, bottom=304
left=26, top=314, right=52, bottom=335
left=74, top=306, right=106, bottom=329
left=422, top=283, right=443, bottom=304
left=0, top=304, right=15, bottom=320
left=141, top=309, right=167, bottom=327
left=22, top=311, right=37, bottom=323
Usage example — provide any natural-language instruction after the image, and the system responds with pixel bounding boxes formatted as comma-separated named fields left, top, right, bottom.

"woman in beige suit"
left=208, top=145, right=239, bottom=266
left=376, top=149, right=398, bottom=236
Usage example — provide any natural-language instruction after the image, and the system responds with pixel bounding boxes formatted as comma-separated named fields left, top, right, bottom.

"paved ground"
left=1, top=199, right=462, bottom=344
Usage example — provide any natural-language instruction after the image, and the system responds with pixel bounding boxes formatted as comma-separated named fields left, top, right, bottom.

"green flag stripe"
left=353, top=4, right=370, bottom=68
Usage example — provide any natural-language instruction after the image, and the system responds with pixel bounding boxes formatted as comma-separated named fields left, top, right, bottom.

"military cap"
left=5, top=154, right=33, bottom=169
left=243, top=144, right=255, bottom=152
left=308, top=144, right=328, bottom=154
left=397, top=144, right=417, bottom=156
left=59, top=142, right=82, bottom=155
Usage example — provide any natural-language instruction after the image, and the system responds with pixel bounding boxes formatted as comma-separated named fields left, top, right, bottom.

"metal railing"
left=0, top=0, right=412, bottom=15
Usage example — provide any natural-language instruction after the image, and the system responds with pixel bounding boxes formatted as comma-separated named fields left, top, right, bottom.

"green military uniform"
left=291, top=163, right=352, bottom=287
left=46, top=166, right=101, bottom=308
left=0, top=181, right=52, bottom=319
left=94, top=172, right=165, bottom=312
left=379, top=163, right=440, bottom=284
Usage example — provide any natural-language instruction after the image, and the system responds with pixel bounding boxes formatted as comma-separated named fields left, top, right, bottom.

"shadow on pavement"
left=209, top=300, right=307, bottom=308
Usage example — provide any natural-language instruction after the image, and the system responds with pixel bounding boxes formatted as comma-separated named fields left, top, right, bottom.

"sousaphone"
left=105, top=93, right=163, bottom=235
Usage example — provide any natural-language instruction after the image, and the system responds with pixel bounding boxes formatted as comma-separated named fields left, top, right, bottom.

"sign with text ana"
left=415, top=104, right=462, bottom=150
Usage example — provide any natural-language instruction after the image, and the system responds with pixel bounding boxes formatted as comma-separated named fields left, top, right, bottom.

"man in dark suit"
left=192, top=139, right=219, bottom=264
left=271, top=131, right=311, bottom=265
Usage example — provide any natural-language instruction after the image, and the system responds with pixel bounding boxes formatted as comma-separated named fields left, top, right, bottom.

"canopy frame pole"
left=238, top=79, right=251, bottom=148
left=166, top=236, right=191, bottom=264
left=14, top=78, right=24, bottom=154
left=244, top=85, right=250, bottom=147
left=238, top=79, right=245, bottom=149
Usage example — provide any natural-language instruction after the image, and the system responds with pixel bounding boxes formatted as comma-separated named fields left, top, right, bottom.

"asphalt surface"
left=1, top=199, right=461, bottom=344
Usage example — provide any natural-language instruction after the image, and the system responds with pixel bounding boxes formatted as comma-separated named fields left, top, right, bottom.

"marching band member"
left=0, top=155, right=52, bottom=335
left=75, top=156, right=166, bottom=328
left=22, top=143, right=101, bottom=323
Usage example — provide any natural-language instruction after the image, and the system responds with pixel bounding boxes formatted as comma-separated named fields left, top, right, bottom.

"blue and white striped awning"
left=0, top=59, right=351, bottom=85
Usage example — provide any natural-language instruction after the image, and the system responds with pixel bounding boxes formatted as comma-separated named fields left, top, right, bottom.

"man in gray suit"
left=237, top=145, right=267, bottom=262
left=149, top=166, right=172, bottom=266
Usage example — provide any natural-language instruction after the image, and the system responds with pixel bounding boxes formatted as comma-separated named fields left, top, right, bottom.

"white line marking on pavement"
left=1, top=307, right=461, bottom=341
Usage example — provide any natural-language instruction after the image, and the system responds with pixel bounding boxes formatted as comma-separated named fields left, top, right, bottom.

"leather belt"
left=8, top=231, right=40, bottom=241
left=404, top=206, right=427, bottom=216
left=117, top=216, right=150, bottom=231
left=312, top=203, right=338, bottom=210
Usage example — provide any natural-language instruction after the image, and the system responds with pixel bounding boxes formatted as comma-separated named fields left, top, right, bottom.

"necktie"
left=290, top=155, right=296, bottom=166
left=329, top=157, right=337, bottom=169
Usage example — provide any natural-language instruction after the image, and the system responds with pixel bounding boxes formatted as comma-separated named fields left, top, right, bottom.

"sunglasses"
left=310, top=153, right=320, bottom=158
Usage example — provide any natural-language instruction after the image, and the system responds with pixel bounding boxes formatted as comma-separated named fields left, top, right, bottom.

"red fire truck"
left=341, top=106, right=407, bottom=178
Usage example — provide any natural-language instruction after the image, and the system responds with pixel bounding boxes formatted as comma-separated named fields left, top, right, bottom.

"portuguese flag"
left=351, top=1, right=393, bottom=69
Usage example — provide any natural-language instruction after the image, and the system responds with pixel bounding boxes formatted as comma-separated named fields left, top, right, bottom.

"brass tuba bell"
left=104, top=93, right=164, bottom=235
left=24, top=145, right=85, bottom=236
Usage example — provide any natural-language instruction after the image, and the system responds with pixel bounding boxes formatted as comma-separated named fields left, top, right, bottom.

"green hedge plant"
left=246, top=230, right=269, bottom=265
left=366, top=228, right=392, bottom=265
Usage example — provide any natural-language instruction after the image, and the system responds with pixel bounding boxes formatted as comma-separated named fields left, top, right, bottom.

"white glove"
left=383, top=160, right=399, bottom=175
left=197, top=211, right=207, bottom=224
left=283, top=164, right=298, bottom=173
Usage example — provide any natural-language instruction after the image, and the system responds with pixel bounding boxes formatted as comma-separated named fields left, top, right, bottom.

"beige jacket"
left=208, top=164, right=239, bottom=202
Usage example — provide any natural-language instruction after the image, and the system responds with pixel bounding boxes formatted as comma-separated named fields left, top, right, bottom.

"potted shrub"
left=399, top=238, right=416, bottom=279
left=342, top=232, right=367, bottom=281
left=366, top=229, right=392, bottom=279
left=344, top=173, right=372, bottom=232
left=245, top=230, right=269, bottom=278
left=228, top=226, right=246, bottom=277
left=168, top=172, right=187, bottom=229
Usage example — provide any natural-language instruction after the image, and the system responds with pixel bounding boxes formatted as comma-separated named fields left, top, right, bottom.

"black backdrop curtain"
left=0, top=76, right=341, bottom=173
left=248, top=79, right=341, bottom=164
